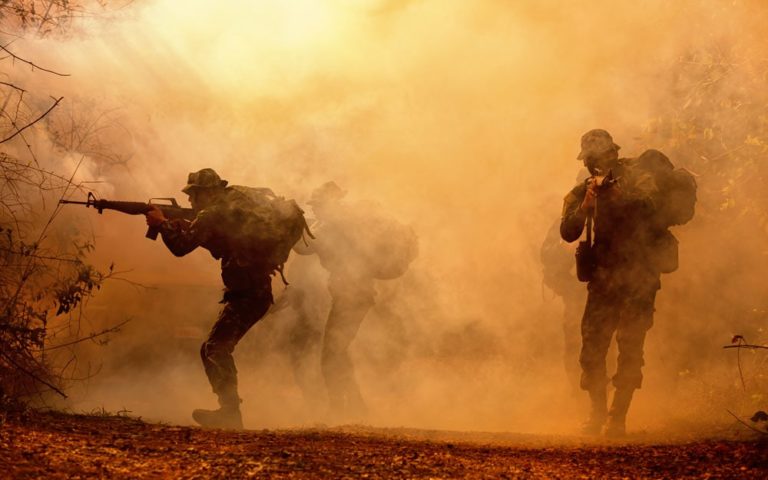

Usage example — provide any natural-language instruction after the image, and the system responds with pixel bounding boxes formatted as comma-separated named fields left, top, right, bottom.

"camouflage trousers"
left=579, top=276, right=659, bottom=392
left=200, top=289, right=273, bottom=403
left=321, top=291, right=375, bottom=412
left=562, top=295, right=586, bottom=391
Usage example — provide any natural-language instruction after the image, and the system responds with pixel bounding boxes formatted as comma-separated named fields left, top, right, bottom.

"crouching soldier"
left=146, top=168, right=307, bottom=429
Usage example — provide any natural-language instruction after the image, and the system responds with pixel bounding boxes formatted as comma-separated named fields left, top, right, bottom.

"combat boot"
left=604, top=388, right=634, bottom=438
left=192, top=391, right=243, bottom=429
left=581, top=387, right=607, bottom=435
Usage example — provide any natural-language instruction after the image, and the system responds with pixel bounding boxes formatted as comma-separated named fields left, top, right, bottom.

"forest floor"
left=1, top=409, right=767, bottom=479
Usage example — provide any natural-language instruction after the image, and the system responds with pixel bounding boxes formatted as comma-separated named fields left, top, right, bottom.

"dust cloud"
left=8, top=0, right=768, bottom=434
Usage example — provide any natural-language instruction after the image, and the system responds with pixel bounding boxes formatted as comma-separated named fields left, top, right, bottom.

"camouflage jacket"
left=158, top=186, right=276, bottom=294
left=293, top=204, right=377, bottom=300
left=560, top=158, right=663, bottom=280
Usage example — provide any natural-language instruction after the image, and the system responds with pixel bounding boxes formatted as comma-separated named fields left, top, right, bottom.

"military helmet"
left=308, top=181, right=346, bottom=206
left=182, top=168, right=228, bottom=194
left=577, top=129, right=621, bottom=160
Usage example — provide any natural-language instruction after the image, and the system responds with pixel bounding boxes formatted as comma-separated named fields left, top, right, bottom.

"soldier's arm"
left=292, top=239, right=316, bottom=256
left=156, top=209, right=216, bottom=257
left=560, top=184, right=588, bottom=243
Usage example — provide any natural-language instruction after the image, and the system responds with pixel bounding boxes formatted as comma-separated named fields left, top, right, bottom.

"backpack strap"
left=302, top=215, right=316, bottom=242
left=276, top=263, right=289, bottom=286
left=585, top=176, right=594, bottom=246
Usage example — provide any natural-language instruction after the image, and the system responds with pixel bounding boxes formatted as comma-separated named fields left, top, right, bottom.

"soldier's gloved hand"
left=145, top=205, right=167, bottom=227
left=580, top=178, right=597, bottom=213
left=594, top=175, right=622, bottom=202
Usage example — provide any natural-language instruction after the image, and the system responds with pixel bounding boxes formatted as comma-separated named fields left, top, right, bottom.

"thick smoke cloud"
left=10, top=0, right=767, bottom=433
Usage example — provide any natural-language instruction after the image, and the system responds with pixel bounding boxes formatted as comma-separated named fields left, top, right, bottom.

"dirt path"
left=1, top=411, right=766, bottom=479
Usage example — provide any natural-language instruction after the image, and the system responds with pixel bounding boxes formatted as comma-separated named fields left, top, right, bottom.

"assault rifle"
left=59, top=192, right=195, bottom=240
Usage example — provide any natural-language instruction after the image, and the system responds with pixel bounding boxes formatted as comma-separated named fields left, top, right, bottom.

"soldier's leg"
left=607, top=286, right=657, bottom=436
left=195, top=291, right=272, bottom=428
left=286, top=288, right=324, bottom=402
left=579, top=284, right=620, bottom=434
left=321, top=294, right=374, bottom=416
left=563, top=297, right=585, bottom=391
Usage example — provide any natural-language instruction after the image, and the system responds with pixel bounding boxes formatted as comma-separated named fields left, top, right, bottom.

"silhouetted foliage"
left=0, top=1, right=122, bottom=406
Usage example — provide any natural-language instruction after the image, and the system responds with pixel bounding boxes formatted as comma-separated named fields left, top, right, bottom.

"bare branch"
left=722, top=344, right=768, bottom=350
left=36, top=1, right=58, bottom=36
left=0, top=349, right=67, bottom=398
left=0, top=43, right=70, bottom=77
left=1, top=155, right=84, bottom=317
left=726, top=409, right=768, bottom=435
left=0, top=155, right=96, bottom=188
left=0, top=95, right=63, bottom=144
left=0, top=250, right=82, bottom=263
left=44, top=319, right=130, bottom=351
left=0, top=106, right=42, bottom=166
left=0, top=81, right=26, bottom=93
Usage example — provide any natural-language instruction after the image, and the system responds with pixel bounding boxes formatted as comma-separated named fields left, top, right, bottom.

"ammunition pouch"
left=575, top=214, right=595, bottom=282
left=576, top=240, right=596, bottom=282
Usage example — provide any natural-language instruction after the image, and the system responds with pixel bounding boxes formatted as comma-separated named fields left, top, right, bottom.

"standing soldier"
left=293, top=181, right=417, bottom=420
left=293, top=182, right=374, bottom=419
left=145, top=168, right=307, bottom=429
left=560, top=129, right=695, bottom=437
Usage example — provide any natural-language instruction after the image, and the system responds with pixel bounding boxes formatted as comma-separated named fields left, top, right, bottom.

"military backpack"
left=634, top=149, right=697, bottom=273
left=635, top=149, right=697, bottom=227
left=225, top=186, right=313, bottom=282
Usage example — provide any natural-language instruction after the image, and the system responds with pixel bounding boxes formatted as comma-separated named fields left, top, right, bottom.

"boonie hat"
left=182, top=168, right=228, bottom=194
left=577, top=129, right=621, bottom=160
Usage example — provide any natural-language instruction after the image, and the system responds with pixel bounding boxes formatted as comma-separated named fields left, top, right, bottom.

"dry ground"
left=1, top=410, right=767, bottom=479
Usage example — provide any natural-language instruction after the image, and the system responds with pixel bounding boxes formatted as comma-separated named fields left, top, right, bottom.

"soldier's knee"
left=616, top=330, right=648, bottom=356
left=201, top=339, right=230, bottom=363
left=625, top=295, right=656, bottom=324
left=579, top=342, right=609, bottom=367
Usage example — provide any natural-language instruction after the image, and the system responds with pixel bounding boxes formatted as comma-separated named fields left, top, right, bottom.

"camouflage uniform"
left=560, top=160, right=662, bottom=395
left=303, top=216, right=376, bottom=416
left=321, top=271, right=376, bottom=414
left=294, top=182, right=377, bottom=417
left=158, top=186, right=276, bottom=411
